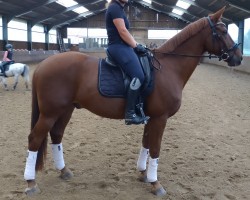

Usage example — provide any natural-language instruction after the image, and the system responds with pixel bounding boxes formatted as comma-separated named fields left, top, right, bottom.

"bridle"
left=149, top=17, right=241, bottom=70
left=207, top=16, right=241, bottom=62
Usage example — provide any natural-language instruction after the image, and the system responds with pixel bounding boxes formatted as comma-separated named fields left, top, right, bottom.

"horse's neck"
left=157, top=35, right=205, bottom=88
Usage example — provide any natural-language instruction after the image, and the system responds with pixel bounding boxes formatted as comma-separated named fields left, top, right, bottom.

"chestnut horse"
left=24, top=7, right=242, bottom=196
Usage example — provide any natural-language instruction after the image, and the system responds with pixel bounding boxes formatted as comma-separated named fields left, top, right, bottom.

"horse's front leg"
left=137, top=116, right=167, bottom=196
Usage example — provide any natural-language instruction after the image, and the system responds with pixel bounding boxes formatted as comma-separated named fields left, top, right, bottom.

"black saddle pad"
left=98, top=55, right=155, bottom=98
left=98, top=59, right=126, bottom=98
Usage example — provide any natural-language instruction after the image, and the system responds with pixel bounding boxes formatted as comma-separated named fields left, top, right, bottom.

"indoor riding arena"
left=0, top=1, right=249, bottom=200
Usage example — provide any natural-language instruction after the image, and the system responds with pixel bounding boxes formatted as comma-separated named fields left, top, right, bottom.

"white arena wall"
left=202, top=55, right=250, bottom=74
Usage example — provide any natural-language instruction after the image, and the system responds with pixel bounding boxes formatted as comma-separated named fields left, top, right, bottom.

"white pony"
left=0, top=61, right=30, bottom=90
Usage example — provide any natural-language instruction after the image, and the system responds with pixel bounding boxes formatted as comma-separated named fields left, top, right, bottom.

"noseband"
left=207, top=16, right=241, bottom=62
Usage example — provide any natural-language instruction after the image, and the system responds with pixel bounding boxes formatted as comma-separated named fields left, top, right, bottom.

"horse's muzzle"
left=227, top=55, right=242, bottom=67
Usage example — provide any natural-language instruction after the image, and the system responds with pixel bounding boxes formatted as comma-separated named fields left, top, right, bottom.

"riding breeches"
left=107, top=43, right=145, bottom=83
left=0, top=61, right=14, bottom=73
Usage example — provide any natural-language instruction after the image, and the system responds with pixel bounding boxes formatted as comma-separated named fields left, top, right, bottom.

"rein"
left=148, top=49, right=219, bottom=71
left=149, top=16, right=241, bottom=70
left=150, top=50, right=220, bottom=59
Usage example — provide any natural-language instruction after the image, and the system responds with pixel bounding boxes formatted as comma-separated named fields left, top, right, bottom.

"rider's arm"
left=113, top=18, right=137, bottom=48
left=3, top=51, right=10, bottom=61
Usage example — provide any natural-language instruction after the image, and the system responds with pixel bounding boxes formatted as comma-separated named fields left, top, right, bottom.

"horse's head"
left=205, top=7, right=243, bottom=66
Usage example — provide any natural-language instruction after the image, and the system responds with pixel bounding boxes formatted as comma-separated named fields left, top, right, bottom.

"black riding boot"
left=125, top=77, right=149, bottom=125
left=0, top=62, right=8, bottom=75
left=0, top=63, right=4, bottom=75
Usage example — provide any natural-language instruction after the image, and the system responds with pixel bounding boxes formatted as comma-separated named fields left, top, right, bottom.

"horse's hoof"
left=60, top=167, right=74, bottom=180
left=25, top=184, right=41, bottom=196
left=138, top=171, right=148, bottom=182
left=152, top=186, right=167, bottom=196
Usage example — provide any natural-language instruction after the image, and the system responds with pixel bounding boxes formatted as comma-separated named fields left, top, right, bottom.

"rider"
left=0, top=43, right=15, bottom=75
left=105, top=0, right=149, bottom=125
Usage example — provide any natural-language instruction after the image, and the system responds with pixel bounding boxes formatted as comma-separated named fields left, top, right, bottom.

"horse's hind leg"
left=49, top=106, right=75, bottom=180
left=12, top=74, right=19, bottom=90
left=0, top=77, right=8, bottom=90
left=25, top=114, right=57, bottom=195
left=24, top=74, right=30, bottom=90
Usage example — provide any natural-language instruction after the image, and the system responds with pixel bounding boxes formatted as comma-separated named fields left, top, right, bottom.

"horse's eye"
left=222, top=30, right=228, bottom=35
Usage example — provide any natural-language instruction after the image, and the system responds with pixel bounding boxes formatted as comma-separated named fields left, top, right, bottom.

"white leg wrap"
left=24, top=150, right=38, bottom=180
left=51, top=143, right=65, bottom=170
left=147, top=157, right=159, bottom=182
left=137, top=147, right=149, bottom=171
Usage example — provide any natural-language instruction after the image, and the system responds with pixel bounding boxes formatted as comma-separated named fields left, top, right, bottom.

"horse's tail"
left=22, top=65, right=30, bottom=80
left=30, top=75, right=48, bottom=171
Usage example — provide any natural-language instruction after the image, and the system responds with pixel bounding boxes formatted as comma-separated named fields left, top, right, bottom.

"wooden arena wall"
left=0, top=46, right=249, bottom=74
left=0, top=40, right=59, bottom=51
left=202, top=56, right=250, bottom=74
left=68, top=3, right=186, bottom=46
left=0, top=50, right=59, bottom=63
left=0, top=40, right=60, bottom=63
left=78, top=50, right=250, bottom=74
left=69, top=4, right=186, bottom=30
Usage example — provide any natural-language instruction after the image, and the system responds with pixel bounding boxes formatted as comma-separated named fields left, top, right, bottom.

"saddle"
left=98, top=49, right=154, bottom=100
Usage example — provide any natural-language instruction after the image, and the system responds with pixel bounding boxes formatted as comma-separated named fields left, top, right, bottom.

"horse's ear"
left=209, top=6, right=226, bottom=22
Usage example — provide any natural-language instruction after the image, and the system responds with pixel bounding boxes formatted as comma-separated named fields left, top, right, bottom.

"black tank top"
left=7, top=51, right=13, bottom=60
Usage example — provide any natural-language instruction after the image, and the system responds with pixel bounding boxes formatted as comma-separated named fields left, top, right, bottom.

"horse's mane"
left=157, top=17, right=208, bottom=52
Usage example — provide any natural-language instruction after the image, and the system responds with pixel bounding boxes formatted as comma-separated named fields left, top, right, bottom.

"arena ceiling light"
left=172, top=0, right=194, bottom=16
left=172, top=8, right=184, bottom=16
left=56, top=0, right=91, bottom=16
left=56, top=0, right=78, bottom=8
left=73, top=6, right=89, bottom=14
left=143, top=0, right=152, bottom=4
left=176, top=0, right=191, bottom=9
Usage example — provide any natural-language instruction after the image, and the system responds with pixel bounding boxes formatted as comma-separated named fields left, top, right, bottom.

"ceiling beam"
left=228, top=3, right=250, bottom=14
left=151, top=0, right=199, bottom=20
left=135, top=1, right=192, bottom=23
left=31, top=0, right=107, bottom=27
left=8, top=0, right=57, bottom=20
left=48, top=8, right=106, bottom=29
left=80, top=0, right=105, bottom=5
left=31, top=4, right=81, bottom=26
left=1, top=0, right=57, bottom=23
left=180, top=0, right=233, bottom=23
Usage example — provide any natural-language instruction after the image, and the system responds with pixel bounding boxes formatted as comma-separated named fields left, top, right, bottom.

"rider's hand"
left=134, top=43, right=147, bottom=55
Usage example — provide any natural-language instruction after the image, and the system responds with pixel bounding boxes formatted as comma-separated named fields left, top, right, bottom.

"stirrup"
left=125, top=115, right=145, bottom=125
left=125, top=116, right=149, bottom=125
left=136, top=103, right=150, bottom=124
left=125, top=110, right=149, bottom=125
